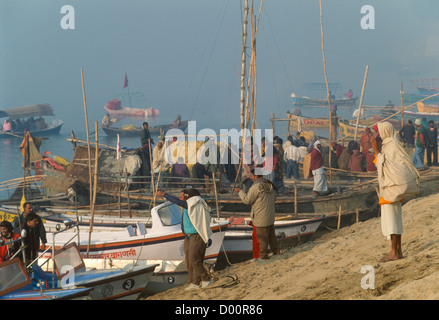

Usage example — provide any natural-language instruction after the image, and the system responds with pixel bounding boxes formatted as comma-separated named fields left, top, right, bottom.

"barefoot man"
left=373, top=122, right=420, bottom=262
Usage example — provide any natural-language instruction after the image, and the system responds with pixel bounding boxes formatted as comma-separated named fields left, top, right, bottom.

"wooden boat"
left=0, top=103, right=63, bottom=139
left=216, top=215, right=325, bottom=266
left=0, top=258, right=93, bottom=300
left=101, top=120, right=188, bottom=137
left=416, top=102, right=439, bottom=113
left=33, top=243, right=158, bottom=300
left=403, top=93, right=439, bottom=105
left=104, top=105, right=160, bottom=118
left=291, top=94, right=358, bottom=108
left=402, top=102, right=439, bottom=121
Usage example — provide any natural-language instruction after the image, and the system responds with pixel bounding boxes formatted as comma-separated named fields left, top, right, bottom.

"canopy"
left=2, top=104, right=54, bottom=120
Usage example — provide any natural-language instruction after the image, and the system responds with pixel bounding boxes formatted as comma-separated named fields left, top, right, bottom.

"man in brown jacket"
left=235, top=169, right=280, bottom=259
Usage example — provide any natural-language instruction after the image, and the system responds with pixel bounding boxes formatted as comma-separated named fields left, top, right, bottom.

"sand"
left=146, top=192, right=439, bottom=300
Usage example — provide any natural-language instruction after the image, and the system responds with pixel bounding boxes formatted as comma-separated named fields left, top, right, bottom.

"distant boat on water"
left=0, top=104, right=63, bottom=139
left=291, top=94, right=358, bottom=108
left=101, top=115, right=188, bottom=137
left=291, top=82, right=358, bottom=108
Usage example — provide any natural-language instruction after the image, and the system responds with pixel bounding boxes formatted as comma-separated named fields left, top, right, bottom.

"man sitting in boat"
left=2, top=119, right=12, bottom=132
left=344, top=89, right=353, bottom=99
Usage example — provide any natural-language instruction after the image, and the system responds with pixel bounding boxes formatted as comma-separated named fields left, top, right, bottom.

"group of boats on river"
left=2, top=77, right=439, bottom=299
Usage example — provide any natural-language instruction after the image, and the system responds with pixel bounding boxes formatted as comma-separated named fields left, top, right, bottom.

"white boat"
left=216, top=215, right=325, bottom=265
left=40, top=202, right=228, bottom=292
left=34, top=242, right=158, bottom=300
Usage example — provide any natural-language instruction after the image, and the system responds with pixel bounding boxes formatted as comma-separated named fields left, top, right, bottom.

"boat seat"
left=32, top=264, right=57, bottom=288
left=126, top=225, right=136, bottom=237
left=137, top=222, right=147, bottom=235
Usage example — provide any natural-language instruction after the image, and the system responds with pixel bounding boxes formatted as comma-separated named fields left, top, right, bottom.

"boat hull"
left=101, top=121, right=188, bottom=136
left=216, top=215, right=324, bottom=266
left=0, top=119, right=63, bottom=139
left=291, top=96, right=358, bottom=108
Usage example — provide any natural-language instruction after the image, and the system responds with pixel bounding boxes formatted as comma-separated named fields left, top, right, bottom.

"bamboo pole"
left=319, top=0, right=332, bottom=185
left=118, top=154, right=121, bottom=218
left=148, top=139, right=155, bottom=197
left=294, top=185, right=298, bottom=218
left=240, top=0, right=249, bottom=131
left=354, top=65, right=369, bottom=140
left=400, top=81, right=404, bottom=127
left=80, top=68, right=93, bottom=209
left=86, top=121, right=99, bottom=257
left=337, top=205, right=342, bottom=230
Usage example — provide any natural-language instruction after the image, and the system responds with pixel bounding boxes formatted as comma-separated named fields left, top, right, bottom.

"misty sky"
left=1, top=0, right=439, bottom=132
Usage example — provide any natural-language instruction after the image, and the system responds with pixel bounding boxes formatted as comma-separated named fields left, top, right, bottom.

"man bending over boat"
left=156, top=188, right=213, bottom=290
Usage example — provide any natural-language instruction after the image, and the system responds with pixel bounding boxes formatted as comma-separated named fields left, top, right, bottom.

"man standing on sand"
left=372, top=122, right=420, bottom=262
left=156, top=189, right=213, bottom=290
left=413, top=118, right=428, bottom=169
left=310, top=140, right=328, bottom=196
left=234, top=168, right=279, bottom=260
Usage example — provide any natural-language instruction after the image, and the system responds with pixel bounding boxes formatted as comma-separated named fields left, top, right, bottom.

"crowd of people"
left=2, top=117, right=47, bottom=133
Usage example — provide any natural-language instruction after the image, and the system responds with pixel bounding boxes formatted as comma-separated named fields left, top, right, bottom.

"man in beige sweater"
left=235, top=169, right=280, bottom=259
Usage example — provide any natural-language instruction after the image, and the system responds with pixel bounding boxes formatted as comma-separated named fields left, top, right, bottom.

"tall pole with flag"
left=123, top=73, right=132, bottom=107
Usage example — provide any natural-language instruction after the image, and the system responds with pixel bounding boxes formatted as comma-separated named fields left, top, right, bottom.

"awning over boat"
left=1, top=104, right=54, bottom=120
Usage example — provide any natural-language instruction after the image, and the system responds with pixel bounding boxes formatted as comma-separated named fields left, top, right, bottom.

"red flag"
left=123, top=73, right=128, bottom=89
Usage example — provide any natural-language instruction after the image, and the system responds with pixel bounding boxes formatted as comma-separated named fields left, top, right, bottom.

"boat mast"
left=240, top=0, right=249, bottom=131
left=319, top=0, right=332, bottom=183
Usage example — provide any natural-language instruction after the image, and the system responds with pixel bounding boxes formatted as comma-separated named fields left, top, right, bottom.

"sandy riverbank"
left=145, top=192, right=439, bottom=300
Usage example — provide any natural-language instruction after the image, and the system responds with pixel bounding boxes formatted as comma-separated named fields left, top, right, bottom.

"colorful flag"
left=117, top=134, right=121, bottom=160
left=123, top=73, right=128, bottom=89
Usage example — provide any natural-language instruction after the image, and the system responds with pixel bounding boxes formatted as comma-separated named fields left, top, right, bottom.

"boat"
left=101, top=118, right=189, bottom=137
left=401, top=102, right=439, bottom=121
left=216, top=214, right=325, bottom=266
left=104, top=104, right=160, bottom=118
left=33, top=242, right=158, bottom=300
left=104, top=90, right=159, bottom=118
left=403, top=93, right=439, bottom=105
left=0, top=258, right=93, bottom=300
left=38, top=201, right=228, bottom=292
left=0, top=104, right=63, bottom=139
left=291, top=94, right=358, bottom=108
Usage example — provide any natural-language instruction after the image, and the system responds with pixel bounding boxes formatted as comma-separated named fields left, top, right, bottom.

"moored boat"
left=291, top=94, right=358, bottom=108
left=0, top=258, right=93, bottom=300
left=101, top=119, right=188, bottom=137
left=33, top=242, right=158, bottom=300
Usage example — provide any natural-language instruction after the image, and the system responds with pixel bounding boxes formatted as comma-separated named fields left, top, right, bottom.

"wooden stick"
left=354, top=65, right=369, bottom=140
left=80, top=68, right=93, bottom=209
left=149, top=139, right=155, bottom=198
left=337, top=205, right=342, bottom=230
left=294, top=185, right=298, bottom=218
left=400, top=81, right=404, bottom=127
left=213, top=172, right=220, bottom=220
left=319, top=0, right=333, bottom=185
left=86, top=121, right=99, bottom=257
